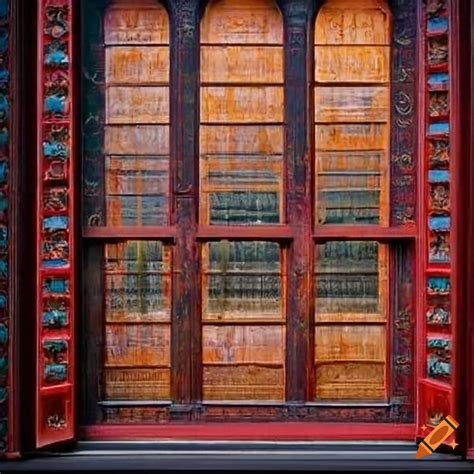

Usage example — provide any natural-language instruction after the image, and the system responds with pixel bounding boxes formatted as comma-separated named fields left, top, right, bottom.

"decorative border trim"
left=0, top=0, right=9, bottom=455
left=36, top=0, right=74, bottom=448
left=419, top=0, right=455, bottom=437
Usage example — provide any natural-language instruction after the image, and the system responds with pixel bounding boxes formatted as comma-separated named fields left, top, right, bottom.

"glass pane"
left=83, top=2, right=170, bottom=226
left=314, top=0, right=390, bottom=226
left=314, top=241, right=388, bottom=400
left=202, top=239, right=284, bottom=401
left=200, top=0, right=284, bottom=226
left=103, top=240, right=171, bottom=400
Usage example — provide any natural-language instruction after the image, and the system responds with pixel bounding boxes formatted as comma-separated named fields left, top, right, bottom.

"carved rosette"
left=421, top=0, right=454, bottom=434
left=36, top=0, right=74, bottom=447
left=0, top=0, right=8, bottom=454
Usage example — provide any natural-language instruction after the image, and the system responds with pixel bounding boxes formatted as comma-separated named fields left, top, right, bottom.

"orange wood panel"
left=201, top=0, right=283, bottom=45
left=315, top=124, right=388, bottom=151
left=201, top=46, right=283, bottom=83
left=105, top=125, right=169, bottom=155
left=105, top=324, right=170, bottom=367
left=314, top=0, right=391, bottom=46
left=104, top=1, right=169, bottom=45
left=200, top=126, right=283, bottom=154
left=104, top=368, right=171, bottom=400
left=203, top=365, right=284, bottom=400
left=106, top=87, right=169, bottom=124
left=315, top=46, right=390, bottom=83
left=106, top=47, right=169, bottom=84
left=201, top=87, right=284, bottom=123
left=203, top=325, right=285, bottom=364
left=314, top=86, right=389, bottom=122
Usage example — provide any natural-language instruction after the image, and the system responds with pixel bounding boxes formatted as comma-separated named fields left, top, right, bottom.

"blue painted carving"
left=42, top=306, right=68, bottom=328
left=44, top=277, right=68, bottom=294
left=0, top=128, right=8, bottom=148
left=0, top=388, right=7, bottom=404
left=43, top=140, right=69, bottom=159
left=428, top=122, right=449, bottom=136
left=0, top=95, right=8, bottom=122
left=428, top=170, right=449, bottom=183
left=427, top=355, right=451, bottom=377
left=0, top=28, right=7, bottom=54
left=429, top=215, right=450, bottom=231
left=44, top=40, right=69, bottom=67
left=43, top=216, right=68, bottom=230
left=0, top=293, right=7, bottom=309
left=0, top=324, right=7, bottom=345
left=427, top=17, right=448, bottom=34
left=427, top=276, right=450, bottom=294
left=44, top=364, right=67, bottom=383
left=0, top=225, right=7, bottom=248
left=0, top=357, right=7, bottom=376
left=44, top=95, right=66, bottom=115
left=0, top=0, right=9, bottom=19
left=0, top=260, right=7, bottom=278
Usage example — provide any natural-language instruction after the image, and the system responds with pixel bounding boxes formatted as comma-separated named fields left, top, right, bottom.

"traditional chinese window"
left=313, top=0, right=396, bottom=401
left=81, top=0, right=172, bottom=414
left=79, top=0, right=417, bottom=425
left=199, top=0, right=286, bottom=401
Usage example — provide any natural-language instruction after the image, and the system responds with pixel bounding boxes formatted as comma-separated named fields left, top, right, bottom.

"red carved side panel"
left=36, top=0, right=75, bottom=448
left=417, top=0, right=458, bottom=448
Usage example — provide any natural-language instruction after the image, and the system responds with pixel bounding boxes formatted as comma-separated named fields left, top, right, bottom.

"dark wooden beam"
left=169, top=0, right=201, bottom=413
left=279, top=0, right=317, bottom=402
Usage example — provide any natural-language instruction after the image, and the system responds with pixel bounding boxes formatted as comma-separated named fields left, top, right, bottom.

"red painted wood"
left=80, top=422, right=415, bottom=441
left=36, top=0, right=75, bottom=448
left=462, top=0, right=473, bottom=459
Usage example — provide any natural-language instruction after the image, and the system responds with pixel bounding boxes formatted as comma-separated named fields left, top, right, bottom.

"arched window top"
left=201, top=0, right=283, bottom=45
left=105, top=0, right=169, bottom=45
left=315, top=0, right=391, bottom=46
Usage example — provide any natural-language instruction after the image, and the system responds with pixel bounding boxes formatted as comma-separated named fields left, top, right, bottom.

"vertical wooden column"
left=169, top=0, right=201, bottom=414
left=279, top=0, right=315, bottom=402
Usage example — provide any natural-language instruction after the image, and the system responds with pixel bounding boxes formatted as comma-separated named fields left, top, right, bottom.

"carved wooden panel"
left=103, top=241, right=171, bottom=400
left=418, top=0, right=456, bottom=441
left=200, top=0, right=283, bottom=226
left=314, top=241, right=388, bottom=400
left=0, top=0, right=10, bottom=453
left=314, top=0, right=390, bottom=226
left=37, top=0, right=76, bottom=448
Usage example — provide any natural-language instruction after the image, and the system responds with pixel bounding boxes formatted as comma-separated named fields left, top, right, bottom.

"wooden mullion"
left=279, top=0, right=316, bottom=403
left=168, top=0, right=201, bottom=414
